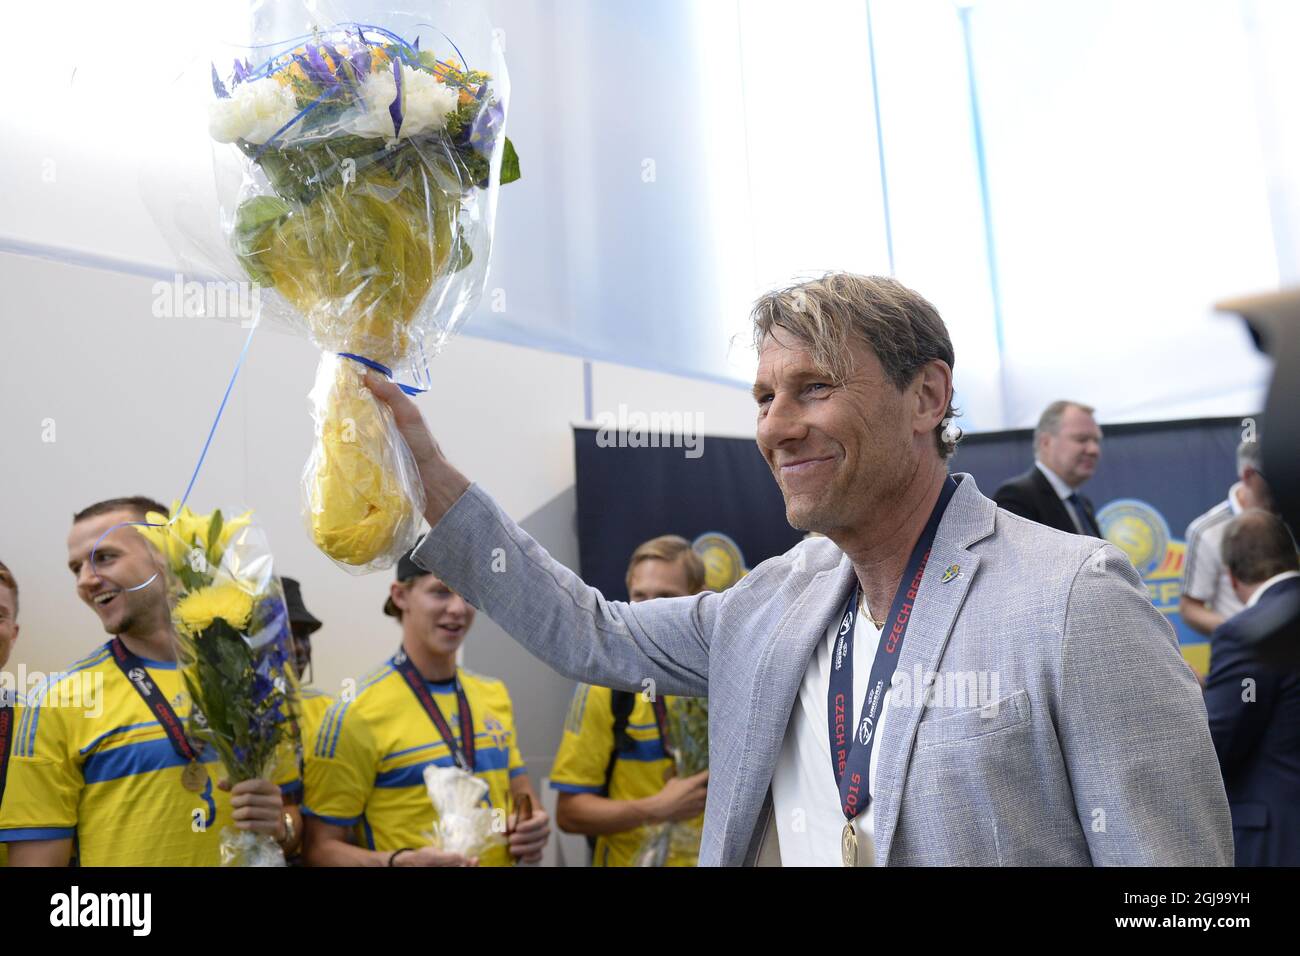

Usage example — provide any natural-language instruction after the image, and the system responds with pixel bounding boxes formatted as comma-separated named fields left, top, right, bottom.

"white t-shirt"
left=1183, top=484, right=1246, bottom=621
left=772, top=595, right=886, bottom=866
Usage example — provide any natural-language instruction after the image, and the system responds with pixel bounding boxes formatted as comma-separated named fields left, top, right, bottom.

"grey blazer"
left=412, top=473, right=1232, bottom=866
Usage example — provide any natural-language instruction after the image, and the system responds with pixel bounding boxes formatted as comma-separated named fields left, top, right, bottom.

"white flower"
left=345, top=63, right=459, bottom=141
left=209, top=77, right=302, bottom=145
left=402, top=66, right=461, bottom=137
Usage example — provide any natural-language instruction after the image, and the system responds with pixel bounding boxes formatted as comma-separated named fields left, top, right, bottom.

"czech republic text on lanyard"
left=827, top=477, right=956, bottom=866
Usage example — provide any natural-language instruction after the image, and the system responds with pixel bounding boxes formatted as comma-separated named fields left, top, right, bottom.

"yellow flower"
left=136, top=507, right=188, bottom=569
left=174, top=584, right=255, bottom=635
left=134, top=503, right=254, bottom=572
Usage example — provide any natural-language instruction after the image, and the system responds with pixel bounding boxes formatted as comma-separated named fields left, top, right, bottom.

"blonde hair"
left=625, top=535, right=706, bottom=595
left=750, top=273, right=959, bottom=458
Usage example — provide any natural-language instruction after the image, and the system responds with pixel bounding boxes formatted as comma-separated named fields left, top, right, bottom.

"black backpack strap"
left=587, top=689, right=638, bottom=856
left=602, top=690, right=637, bottom=795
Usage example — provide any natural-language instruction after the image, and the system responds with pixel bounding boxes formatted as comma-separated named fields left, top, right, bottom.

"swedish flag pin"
left=940, top=564, right=960, bottom=583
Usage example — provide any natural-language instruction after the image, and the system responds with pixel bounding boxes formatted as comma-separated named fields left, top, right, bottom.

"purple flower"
left=469, top=99, right=503, bottom=154
left=295, top=46, right=336, bottom=90
left=389, top=58, right=405, bottom=137
left=211, top=63, right=229, bottom=99
left=349, top=30, right=372, bottom=78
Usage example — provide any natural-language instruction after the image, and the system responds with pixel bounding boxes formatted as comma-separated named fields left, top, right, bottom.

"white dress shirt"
left=772, top=596, right=885, bottom=866
left=1245, top=570, right=1300, bottom=609
left=1036, top=461, right=1086, bottom=532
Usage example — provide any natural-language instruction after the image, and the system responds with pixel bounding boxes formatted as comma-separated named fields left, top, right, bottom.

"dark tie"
left=1067, top=493, right=1101, bottom=537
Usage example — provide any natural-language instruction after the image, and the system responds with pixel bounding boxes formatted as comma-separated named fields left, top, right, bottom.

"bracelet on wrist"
left=388, top=847, right=414, bottom=867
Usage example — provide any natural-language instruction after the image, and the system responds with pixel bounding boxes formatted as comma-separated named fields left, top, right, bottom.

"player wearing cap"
left=281, top=577, right=332, bottom=755
left=302, top=551, right=551, bottom=866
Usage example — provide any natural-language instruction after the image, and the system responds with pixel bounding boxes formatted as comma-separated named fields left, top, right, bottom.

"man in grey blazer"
left=369, top=273, right=1231, bottom=866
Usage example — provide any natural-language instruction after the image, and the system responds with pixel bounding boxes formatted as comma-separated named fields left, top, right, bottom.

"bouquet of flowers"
left=422, top=765, right=505, bottom=860
left=137, top=504, right=300, bottom=867
left=633, top=697, right=709, bottom=867
left=203, top=3, right=516, bottom=571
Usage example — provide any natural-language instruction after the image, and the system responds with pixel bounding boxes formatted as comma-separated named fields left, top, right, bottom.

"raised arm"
left=368, top=374, right=714, bottom=698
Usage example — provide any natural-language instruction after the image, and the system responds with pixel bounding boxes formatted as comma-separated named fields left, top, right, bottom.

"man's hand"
left=648, top=770, right=709, bottom=823
left=508, top=807, right=551, bottom=864
left=396, top=846, right=477, bottom=867
left=364, top=372, right=471, bottom=526
left=221, top=777, right=285, bottom=838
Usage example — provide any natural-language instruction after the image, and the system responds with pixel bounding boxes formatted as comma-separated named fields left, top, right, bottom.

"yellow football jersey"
left=293, top=686, right=334, bottom=779
left=0, top=643, right=300, bottom=866
left=303, top=663, right=526, bottom=867
left=550, top=684, right=702, bottom=867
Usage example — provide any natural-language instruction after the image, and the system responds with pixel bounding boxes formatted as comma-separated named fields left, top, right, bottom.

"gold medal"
left=841, top=820, right=858, bottom=867
left=181, top=760, right=208, bottom=793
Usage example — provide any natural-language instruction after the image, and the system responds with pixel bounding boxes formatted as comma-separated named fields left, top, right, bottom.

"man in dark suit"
left=993, top=400, right=1103, bottom=536
left=1204, top=509, right=1300, bottom=866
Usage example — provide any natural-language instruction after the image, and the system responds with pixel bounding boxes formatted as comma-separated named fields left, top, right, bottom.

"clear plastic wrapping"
left=633, top=697, right=708, bottom=867
left=422, top=764, right=505, bottom=860
left=162, top=1, right=516, bottom=571
left=303, top=353, right=426, bottom=571
left=136, top=503, right=301, bottom=867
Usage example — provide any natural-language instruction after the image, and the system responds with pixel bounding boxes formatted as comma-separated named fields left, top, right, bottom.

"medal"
left=181, top=759, right=208, bottom=793
left=841, top=820, right=858, bottom=867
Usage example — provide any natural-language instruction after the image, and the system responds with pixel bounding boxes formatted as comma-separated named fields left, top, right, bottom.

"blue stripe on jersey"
left=315, top=700, right=345, bottom=757
left=619, top=736, right=669, bottom=762
left=301, top=806, right=361, bottom=827
left=0, top=826, right=77, bottom=842
left=20, top=647, right=111, bottom=757
left=326, top=700, right=353, bottom=758
left=373, top=745, right=512, bottom=788
left=550, top=781, right=604, bottom=794
left=79, top=721, right=157, bottom=756
left=315, top=665, right=393, bottom=759
left=82, top=738, right=219, bottom=784
left=381, top=731, right=504, bottom=763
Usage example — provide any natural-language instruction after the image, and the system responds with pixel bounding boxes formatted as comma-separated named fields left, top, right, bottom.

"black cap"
left=383, top=549, right=431, bottom=618
left=281, top=577, right=322, bottom=635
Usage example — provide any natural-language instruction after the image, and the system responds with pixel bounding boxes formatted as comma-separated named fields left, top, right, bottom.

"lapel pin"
left=940, top=564, right=960, bottom=583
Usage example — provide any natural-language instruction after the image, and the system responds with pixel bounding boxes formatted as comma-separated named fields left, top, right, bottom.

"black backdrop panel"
left=573, top=427, right=804, bottom=600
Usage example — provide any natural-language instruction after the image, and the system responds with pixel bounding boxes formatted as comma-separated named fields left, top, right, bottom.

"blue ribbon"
left=90, top=320, right=260, bottom=592
left=338, top=352, right=428, bottom=396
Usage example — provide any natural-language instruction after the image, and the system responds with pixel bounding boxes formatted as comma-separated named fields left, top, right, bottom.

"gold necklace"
left=858, top=592, right=885, bottom=629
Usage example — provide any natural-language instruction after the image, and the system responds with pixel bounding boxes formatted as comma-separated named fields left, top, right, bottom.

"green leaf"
left=207, top=510, right=223, bottom=568
left=233, top=197, right=291, bottom=285
left=500, top=137, right=521, bottom=185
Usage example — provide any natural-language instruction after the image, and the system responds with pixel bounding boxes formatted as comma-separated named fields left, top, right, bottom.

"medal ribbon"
left=109, top=638, right=202, bottom=764
left=391, top=651, right=476, bottom=773
left=0, top=689, right=15, bottom=807
left=827, top=477, right=957, bottom=821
